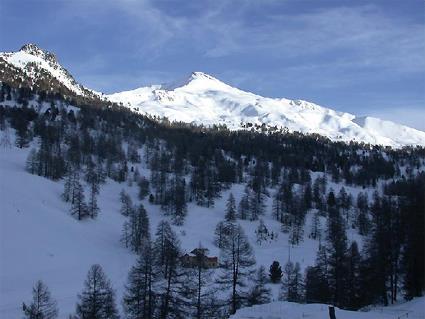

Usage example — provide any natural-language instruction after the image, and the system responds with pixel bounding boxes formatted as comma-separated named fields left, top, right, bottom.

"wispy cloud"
left=3, top=0, right=422, bottom=130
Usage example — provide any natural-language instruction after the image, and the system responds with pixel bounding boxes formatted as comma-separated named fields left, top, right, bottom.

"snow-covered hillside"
left=108, top=72, right=425, bottom=148
left=0, top=135, right=369, bottom=318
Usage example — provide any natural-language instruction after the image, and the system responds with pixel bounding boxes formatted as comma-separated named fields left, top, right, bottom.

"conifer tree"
left=246, top=266, right=271, bottom=306
left=122, top=204, right=151, bottom=253
left=238, top=188, right=250, bottom=220
left=22, top=280, right=58, bottom=319
left=255, top=219, right=268, bottom=245
left=269, top=261, right=283, bottom=284
left=75, top=264, right=119, bottom=319
left=119, top=190, right=134, bottom=217
left=279, top=261, right=303, bottom=302
left=152, top=220, right=187, bottom=318
left=213, top=221, right=228, bottom=249
left=217, top=223, right=256, bottom=314
left=309, top=212, right=321, bottom=240
left=356, top=192, right=370, bottom=235
left=26, top=148, right=39, bottom=175
left=326, top=206, right=348, bottom=307
left=189, top=245, right=216, bottom=319
left=224, top=193, right=237, bottom=222
left=345, top=241, right=362, bottom=309
left=305, top=244, right=330, bottom=304
left=70, top=175, right=87, bottom=220
left=123, top=241, right=156, bottom=319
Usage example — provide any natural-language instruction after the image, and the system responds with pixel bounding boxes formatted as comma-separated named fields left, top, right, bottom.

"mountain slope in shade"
left=0, top=44, right=101, bottom=99
left=108, top=72, right=425, bottom=148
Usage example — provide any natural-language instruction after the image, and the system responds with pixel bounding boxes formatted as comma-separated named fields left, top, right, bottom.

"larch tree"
left=75, top=264, right=119, bottom=319
left=217, top=223, right=256, bottom=315
left=22, top=280, right=58, bottom=319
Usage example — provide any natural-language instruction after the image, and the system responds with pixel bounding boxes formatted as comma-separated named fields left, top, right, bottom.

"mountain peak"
left=19, top=43, right=57, bottom=64
left=189, top=71, right=218, bottom=81
left=164, top=71, right=230, bottom=91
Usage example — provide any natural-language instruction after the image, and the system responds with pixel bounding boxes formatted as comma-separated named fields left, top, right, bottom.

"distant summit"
left=19, top=43, right=58, bottom=64
left=108, top=72, right=425, bottom=148
left=0, top=44, right=102, bottom=101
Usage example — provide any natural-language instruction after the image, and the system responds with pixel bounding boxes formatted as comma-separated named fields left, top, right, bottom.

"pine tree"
left=326, top=206, right=348, bottom=307
left=305, top=244, right=330, bottom=304
left=22, top=280, right=58, bottom=319
left=119, top=190, right=134, bottom=217
left=356, top=192, right=370, bottom=236
left=70, top=175, right=87, bottom=220
left=26, top=148, right=39, bottom=175
left=269, top=261, right=283, bottom=284
left=171, top=177, right=187, bottom=225
left=213, top=221, right=228, bottom=249
left=87, top=182, right=100, bottom=219
left=272, top=188, right=283, bottom=222
left=309, top=212, right=321, bottom=240
left=249, top=188, right=265, bottom=221
left=190, top=245, right=216, bottom=319
left=85, top=161, right=100, bottom=218
left=152, top=220, right=187, bottom=318
left=255, top=219, right=268, bottom=245
left=217, top=223, right=256, bottom=314
left=338, top=187, right=352, bottom=224
left=279, top=261, right=303, bottom=302
left=62, top=169, right=76, bottom=203
left=76, top=264, right=119, bottom=319
left=123, top=241, right=156, bottom=319
left=246, top=266, right=271, bottom=306
left=345, top=241, right=362, bottom=309
left=224, top=193, right=237, bottom=222
left=138, top=176, right=150, bottom=200
left=86, top=163, right=100, bottom=219
left=122, top=204, right=151, bottom=253
left=237, top=187, right=250, bottom=220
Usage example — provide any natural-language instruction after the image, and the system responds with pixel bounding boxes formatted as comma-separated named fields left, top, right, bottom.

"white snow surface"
left=230, top=297, right=425, bottom=319
left=108, top=72, right=425, bottom=148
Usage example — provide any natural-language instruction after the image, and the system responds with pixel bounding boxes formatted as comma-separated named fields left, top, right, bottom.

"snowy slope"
left=230, top=296, right=425, bottom=319
left=0, top=147, right=304, bottom=318
left=108, top=72, right=425, bottom=148
left=0, top=44, right=101, bottom=98
left=0, top=137, right=365, bottom=318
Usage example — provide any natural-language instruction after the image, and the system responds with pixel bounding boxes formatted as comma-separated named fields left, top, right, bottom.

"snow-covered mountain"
left=108, top=72, right=425, bottom=148
left=1, top=44, right=424, bottom=148
left=0, top=44, right=101, bottom=99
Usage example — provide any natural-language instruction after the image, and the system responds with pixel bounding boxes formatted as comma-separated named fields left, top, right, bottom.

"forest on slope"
left=0, top=82, right=424, bottom=318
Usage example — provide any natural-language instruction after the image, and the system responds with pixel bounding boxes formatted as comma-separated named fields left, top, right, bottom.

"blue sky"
left=1, top=0, right=424, bottom=130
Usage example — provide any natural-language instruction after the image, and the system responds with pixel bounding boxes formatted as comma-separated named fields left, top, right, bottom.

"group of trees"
left=285, top=173, right=425, bottom=310
left=22, top=265, right=118, bottom=319
left=2, top=83, right=424, bottom=226
left=2, top=82, right=424, bottom=317
left=22, top=217, right=269, bottom=319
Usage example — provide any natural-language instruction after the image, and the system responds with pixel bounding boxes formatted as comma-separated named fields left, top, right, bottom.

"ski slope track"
left=108, top=71, right=425, bottom=148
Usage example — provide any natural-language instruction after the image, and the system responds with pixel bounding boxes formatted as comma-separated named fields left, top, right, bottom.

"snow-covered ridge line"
left=0, top=44, right=102, bottom=98
left=107, top=72, right=425, bottom=148
left=1, top=44, right=424, bottom=148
